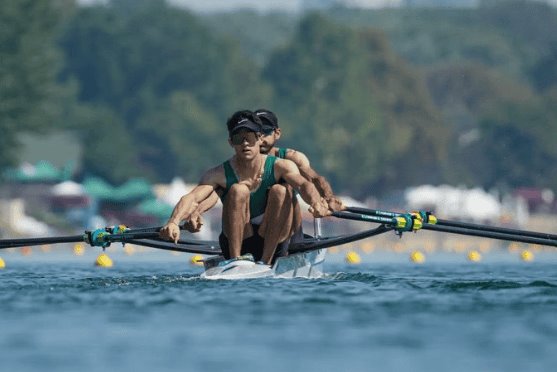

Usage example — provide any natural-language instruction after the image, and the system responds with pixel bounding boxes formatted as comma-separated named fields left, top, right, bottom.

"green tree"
left=71, top=105, right=139, bottom=184
left=477, top=93, right=557, bottom=189
left=426, top=62, right=557, bottom=189
left=0, top=0, right=74, bottom=173
left=135, top=91, right=228, bottom=181
left=264, top=14, right=446, bottom=197
left=530, top=44, right=557, bottom=93
left=60, top=0, right=271, bottom=182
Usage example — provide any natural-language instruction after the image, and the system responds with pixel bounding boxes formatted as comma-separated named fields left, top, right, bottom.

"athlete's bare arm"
left=285, top=149, right=345, bottom=211
left=183, top=191, right=221, bottom=233
left=274, top=159, right=330, bottom=218
left=160, top=165, right=225, bottom=243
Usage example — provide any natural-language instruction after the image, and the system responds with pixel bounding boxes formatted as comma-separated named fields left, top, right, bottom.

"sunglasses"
left=262, top=128, right=275, bottom=136
left=230, top=131, right=259, bottom=146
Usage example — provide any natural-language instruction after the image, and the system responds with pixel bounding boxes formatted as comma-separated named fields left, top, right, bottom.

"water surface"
left=1, top=256, right=556, bottom=372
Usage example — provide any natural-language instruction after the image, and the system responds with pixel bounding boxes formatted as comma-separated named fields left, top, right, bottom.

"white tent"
left=406, top=185, right=501, bottom=222
left=51, top=181, right=86, bottom=196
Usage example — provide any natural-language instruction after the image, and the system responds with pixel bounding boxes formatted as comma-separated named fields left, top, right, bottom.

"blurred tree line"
left=1, top=0, right=557, bottom=198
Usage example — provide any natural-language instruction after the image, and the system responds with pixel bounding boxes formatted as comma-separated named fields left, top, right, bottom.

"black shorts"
left=219, top=224, right=291, bottom=263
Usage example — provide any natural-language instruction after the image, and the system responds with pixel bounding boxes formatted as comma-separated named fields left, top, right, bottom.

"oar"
left=345, top=206, right=557, bottom=241
left=332, top=211, right=422, bottom=232
left=335, top=210, right=557, bottom=247
left=127, top=239, right=221, bottom=255
left=289, top=224, right=393, bottom=253
left=0, top=234, right=86, bottom=249
left=0, top=225, right=203, bottom=250
left=421, top=223, right=557, bottom=247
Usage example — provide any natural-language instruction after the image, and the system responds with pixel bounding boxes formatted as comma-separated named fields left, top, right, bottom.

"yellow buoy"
left=190, top=254, right=204, bottom=266
left=0, top=257, right=5, bottom=269
left=467, top=250, right=482, bottom=262
left=345, top=251, right=361, bottom=265
left=520, top=250, right=534, bottom=262
left=410, top=250, right=425, bottom=264
left=95, top=253, right=113, bottom=267
left=73, top=243, right=85, bottom=256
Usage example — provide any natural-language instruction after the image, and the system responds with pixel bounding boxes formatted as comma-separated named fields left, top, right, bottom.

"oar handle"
left=332, top=211, right=396, bottom=225
left=345, top=206, right=400, bottom=218
left=332, top=211, right=423, bottom=233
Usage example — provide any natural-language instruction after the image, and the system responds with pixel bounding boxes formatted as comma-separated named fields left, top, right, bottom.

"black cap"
left=226, top=110, right=263, bottom=135
left=254, top=109, right=279, bottom=130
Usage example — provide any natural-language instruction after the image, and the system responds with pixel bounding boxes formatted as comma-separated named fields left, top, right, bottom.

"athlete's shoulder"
left=274, top=157, right=298, bottom=172
left=285, top=148, right=310, bottom=168
left=200, top=162, right=226, bottom=185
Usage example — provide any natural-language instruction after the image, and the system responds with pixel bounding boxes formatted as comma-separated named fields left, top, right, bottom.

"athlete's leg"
left=291, top=195, right=302, bottom=237
left=222, top=183, right=252, bottom=258
left=259, top=184, right=295, bottom=264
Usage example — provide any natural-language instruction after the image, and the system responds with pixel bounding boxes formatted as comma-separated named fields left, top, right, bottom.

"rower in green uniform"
left=183, top=109, right=345, bottom=262
left=254, top=109, right=345, bottom=247
left=159, top=110, right=330, bottom=265
left=255, top=109, right=342, bottom=211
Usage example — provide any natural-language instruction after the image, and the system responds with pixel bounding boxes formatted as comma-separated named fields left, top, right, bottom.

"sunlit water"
left=1, top=254, right=556, bottom=372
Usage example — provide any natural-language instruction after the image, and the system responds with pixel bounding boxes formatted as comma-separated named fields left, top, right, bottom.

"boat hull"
left=200, top=249, right=326, bottom=280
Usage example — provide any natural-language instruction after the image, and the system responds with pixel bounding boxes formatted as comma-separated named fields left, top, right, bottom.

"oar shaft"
left=107, top=231, right=160, bottom=242
left=127, top=239, right=221, bottom=255
left=0, top=235, right=85, bottom=249
left=332, top=211, right=396, bottom=225
left=422, top=224, right=557, bottom=247
left=346, top=206, right=557, bottom=241
left=435, top=218, right=557, bottom=240
left=289, top=224, right=393, bottom=253
left=337, top=210, right=557, bottom=247
left=346, top=206, right=399, bottom=218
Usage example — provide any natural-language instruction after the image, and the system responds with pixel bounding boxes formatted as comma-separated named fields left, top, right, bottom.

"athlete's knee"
left=228, top=183, right=250, bottom=201
left=269, top=184, right=288, bottom=201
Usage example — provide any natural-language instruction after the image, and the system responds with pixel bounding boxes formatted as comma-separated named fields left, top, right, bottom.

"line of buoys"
left=467, top=250, right=482, bottom=262
left=410, top=250, right=426, bottom=264
left=190, top=254, right=204, bottom=266
left=345, top=251, right=361, bottom=264
left=0, top=257, right=5, bottom=269
left=95, top=253, right=113, bottom=267
left=520, top=249, right=534, bottom=262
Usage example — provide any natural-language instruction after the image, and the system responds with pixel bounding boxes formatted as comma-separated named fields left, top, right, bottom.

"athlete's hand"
left=309, top=198, right=332, bottom=218
left=327, top=196, right=345, bottom=212
left=184, top=213, right=203, bottom=233
left=238, top=178, right=261, bottom=192
left=159, top=221, right=181, bottom=244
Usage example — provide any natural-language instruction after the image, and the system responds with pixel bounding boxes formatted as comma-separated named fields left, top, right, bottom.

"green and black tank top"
left=220, top=156, right=278, bottom=218
left=276, top=147, right=288, bottom=159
